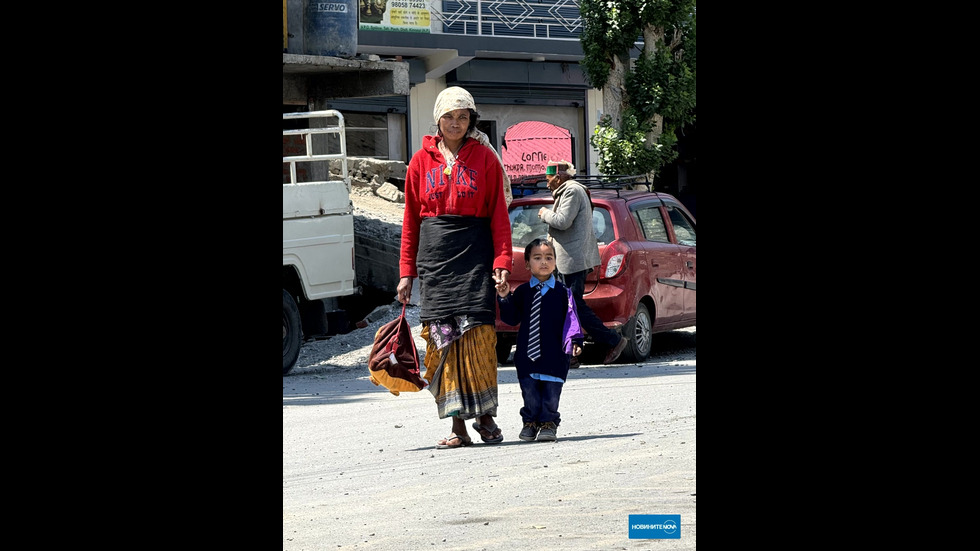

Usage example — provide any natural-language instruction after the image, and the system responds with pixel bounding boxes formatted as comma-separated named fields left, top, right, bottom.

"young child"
left=495, top=238, right=583, bottom=442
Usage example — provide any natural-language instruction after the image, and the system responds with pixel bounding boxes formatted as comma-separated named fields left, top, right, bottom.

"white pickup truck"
left=283, top=110, right=357, bottom=374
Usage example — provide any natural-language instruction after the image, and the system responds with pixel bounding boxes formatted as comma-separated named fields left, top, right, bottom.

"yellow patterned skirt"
left=421, top=323, right=499, bottom=420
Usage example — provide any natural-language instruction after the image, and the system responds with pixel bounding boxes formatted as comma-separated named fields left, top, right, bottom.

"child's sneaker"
left=519, top=422, right=539, bottom=441
left=536, top=422, right=558, bottom=441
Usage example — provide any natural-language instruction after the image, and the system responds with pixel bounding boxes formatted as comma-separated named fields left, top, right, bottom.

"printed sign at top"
left=359, top=1, right=431, bottom=33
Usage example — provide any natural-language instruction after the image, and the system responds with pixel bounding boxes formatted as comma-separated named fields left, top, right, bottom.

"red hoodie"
left=400, top=134, right=513, bottom=278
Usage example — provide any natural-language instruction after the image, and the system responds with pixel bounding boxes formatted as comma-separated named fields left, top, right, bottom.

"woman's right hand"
left=396, top=277, right=413, bottom=304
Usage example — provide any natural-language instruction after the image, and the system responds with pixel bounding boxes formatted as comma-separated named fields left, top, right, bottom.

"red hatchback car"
left=495, top=177, right=696, bottom=363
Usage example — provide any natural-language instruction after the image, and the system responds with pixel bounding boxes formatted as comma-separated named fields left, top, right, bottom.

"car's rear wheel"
left=495, top=333, right=515, bottom=364
left=283, top=289, right=302, bottom=375
left=620, top=302, right=652, bottom=362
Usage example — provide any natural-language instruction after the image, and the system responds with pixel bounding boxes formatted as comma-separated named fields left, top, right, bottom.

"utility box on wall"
left=304, top=0, right=358, bottom=57
left=286, top=0, right=358, bottom=56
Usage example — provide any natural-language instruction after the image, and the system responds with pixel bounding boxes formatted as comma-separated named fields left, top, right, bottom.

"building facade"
left=283, top=0, right=695, bottom=211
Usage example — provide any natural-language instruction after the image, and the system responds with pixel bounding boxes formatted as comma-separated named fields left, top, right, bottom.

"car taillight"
left=605, top=255, right=624, bottom=278
left=601, top=240, right=630, bottom=278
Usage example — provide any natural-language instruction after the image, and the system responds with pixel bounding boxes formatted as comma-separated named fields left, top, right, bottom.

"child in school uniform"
left=495, top=238, right=584, bottom=441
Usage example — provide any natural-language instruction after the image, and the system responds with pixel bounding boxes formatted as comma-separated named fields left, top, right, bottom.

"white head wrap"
left=433, top=86, right=477, bottom=123
left=432, top=86, right=513, bottom=206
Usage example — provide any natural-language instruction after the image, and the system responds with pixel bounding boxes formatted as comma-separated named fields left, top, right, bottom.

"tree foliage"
left=592, top=112, right=677, bottom=176
left=580, top=0, right=696, bottom=177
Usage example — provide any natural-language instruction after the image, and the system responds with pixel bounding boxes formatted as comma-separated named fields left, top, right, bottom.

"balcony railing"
left=429, top=0, right=585, bottom=39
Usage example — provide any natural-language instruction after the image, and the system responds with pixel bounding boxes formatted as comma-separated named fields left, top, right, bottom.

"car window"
left=632, top=205, right=670, bottom=242
left=666, top=206, right=696, bottom=247
left=593, top=208, right=614, bottom=244
left=509, top=205, right=551, bottom=248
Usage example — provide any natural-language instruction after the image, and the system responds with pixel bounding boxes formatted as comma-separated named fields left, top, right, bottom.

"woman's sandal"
left=472, top=422, right=504, bottom=444
left=435, top=434, right=473, bottom=449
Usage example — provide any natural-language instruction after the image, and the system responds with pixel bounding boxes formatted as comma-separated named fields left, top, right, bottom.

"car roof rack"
left=577, top=174, right=652, bottom=195
left=510, top=173, right=652, bottom=198
left=510, top=175, right=550, bottom=197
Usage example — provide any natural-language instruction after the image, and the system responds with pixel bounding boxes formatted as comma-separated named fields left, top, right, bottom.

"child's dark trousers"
left=518, top=376, right=563, bottom=426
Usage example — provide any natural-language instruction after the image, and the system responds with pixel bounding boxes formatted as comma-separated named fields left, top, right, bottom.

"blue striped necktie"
left=527, top=283, right=543, bottom=361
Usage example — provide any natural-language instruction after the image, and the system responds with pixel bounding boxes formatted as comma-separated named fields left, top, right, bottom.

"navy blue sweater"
left=498, top=280, right=579, bottom=381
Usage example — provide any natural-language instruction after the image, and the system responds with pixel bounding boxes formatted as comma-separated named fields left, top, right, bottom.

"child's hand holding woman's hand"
left=495, top=277, right=510, bottom=297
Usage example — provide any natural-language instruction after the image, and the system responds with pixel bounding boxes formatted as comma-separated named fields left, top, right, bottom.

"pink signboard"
left=501, top=121, right=572, bottom=182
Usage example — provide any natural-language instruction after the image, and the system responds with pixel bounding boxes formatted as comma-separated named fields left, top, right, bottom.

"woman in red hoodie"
left=397, top=87, right=513, bottom=449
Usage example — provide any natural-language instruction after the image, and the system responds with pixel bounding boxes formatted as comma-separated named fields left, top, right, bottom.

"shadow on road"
left=402, top=432, right=643, bottom=452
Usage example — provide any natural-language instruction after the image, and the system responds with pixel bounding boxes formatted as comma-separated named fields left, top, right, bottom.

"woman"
left=397, top=87, right=513, bottom=449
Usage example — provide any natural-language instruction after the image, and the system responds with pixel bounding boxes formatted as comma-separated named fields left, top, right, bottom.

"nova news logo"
left=629, top=514, right=681, bottom=539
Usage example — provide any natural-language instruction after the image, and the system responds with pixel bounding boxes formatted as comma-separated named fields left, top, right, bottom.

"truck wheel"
left=283, top=289, right=302, bottom=375
left=620, top=302, right=652, bottom=363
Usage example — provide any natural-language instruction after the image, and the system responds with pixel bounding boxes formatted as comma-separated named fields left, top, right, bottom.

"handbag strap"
left=398, top=303, right=420, bottom=369
left=387, top=303, right=409, bottom=353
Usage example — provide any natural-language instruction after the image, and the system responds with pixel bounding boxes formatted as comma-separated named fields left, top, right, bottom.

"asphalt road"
left=283, top=328, right=696, bottom=550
